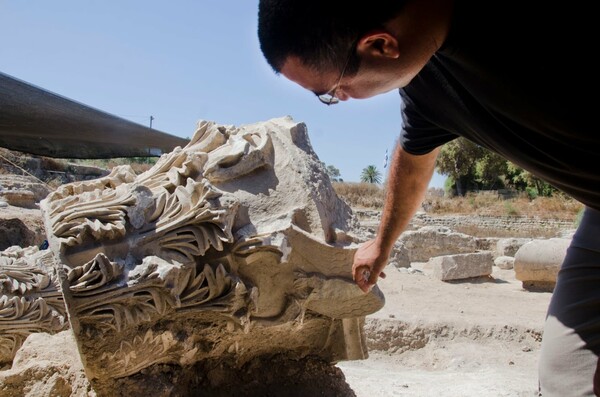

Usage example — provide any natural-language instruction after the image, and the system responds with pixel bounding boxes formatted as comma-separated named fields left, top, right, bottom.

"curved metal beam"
left=0, top=72, right=189, bottom=158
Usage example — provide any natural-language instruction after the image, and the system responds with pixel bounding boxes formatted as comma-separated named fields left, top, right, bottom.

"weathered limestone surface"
left=496, top=238, right=532, bottom=258
left=0, top=331, right=94, bottom=396
left=0, top=175, right=50, bottom=206
left=0, top=190, right=36, bottom=209
left=514, top=238, right=571, bottom=292
left=395, top=226, right=479, bottom=267
left=429, top=252, right=494, bottom=281
left=1, top=116, right=385, bottom=395
left=0, top=175, right=51, bottom=250
left=494, top=255, right=515, bottom=270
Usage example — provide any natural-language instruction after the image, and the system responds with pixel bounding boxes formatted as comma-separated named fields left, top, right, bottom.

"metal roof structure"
left=0, top=71, right=189, bottom=159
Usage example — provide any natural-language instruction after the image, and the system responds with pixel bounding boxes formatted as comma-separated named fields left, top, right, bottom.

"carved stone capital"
left=7, top=116, right=386, bottom=394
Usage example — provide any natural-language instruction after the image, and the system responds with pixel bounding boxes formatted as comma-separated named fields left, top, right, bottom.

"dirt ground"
left=337, top=262, right=551, bottom=397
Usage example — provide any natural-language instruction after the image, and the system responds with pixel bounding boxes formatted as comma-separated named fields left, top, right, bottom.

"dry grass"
left=332, top=182, right=385, bottom=209
left=422, top=191, right=583, bottom=221
left=333, top=182, right=584, bottom=223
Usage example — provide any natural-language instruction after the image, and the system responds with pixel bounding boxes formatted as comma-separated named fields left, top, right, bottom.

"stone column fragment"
left=514, top=238, right=571, bottom=291
left=37, top=116, right=384, bottom=395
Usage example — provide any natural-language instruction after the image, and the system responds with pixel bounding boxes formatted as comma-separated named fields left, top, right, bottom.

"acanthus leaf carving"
left=136, top=148, right=208, bottom=192
left=75, top=286, right=172, bottom=333
left=70, top=256, right=250, bottom=333
left=68, top=253, right=123, bottom=294
left=22, top=117, right=384, bottom=388
left=175, top=263, right=242, bottom=312
left=0, top=261, right=51, bottom=294
left=48, top=185, right=136, bottom=247
left=134, top=120, right=228, bottom=192
left=0, top=294, right=65, bottom=330
left=202, top=129, right=273, bottom=183
left=44, top=165, right=137, bottom=203
left=99, top=329, right=177, bottom=378
left=0, top=248, right=68, bottom=365
left=139, top=178, right=237, bottom=262
left=0, top=333, right=27, bottom=366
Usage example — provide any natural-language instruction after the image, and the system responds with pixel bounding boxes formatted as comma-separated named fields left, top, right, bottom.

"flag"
left=383, top=149, right=388, bottom=169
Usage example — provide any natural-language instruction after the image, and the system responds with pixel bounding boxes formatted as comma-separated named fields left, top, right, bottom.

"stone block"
left=429, top=251, right=494, bottom=281
left=496, top=238, right=532, bottom=257
left=398, top=226, right=478, bottom=264
left=0, top=189, right=36, bottom=208
left=494, top=255, right=515, bottom=270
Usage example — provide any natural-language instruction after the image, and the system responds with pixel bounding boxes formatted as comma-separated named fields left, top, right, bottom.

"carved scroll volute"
left=203, top=128, right=274, bottom=184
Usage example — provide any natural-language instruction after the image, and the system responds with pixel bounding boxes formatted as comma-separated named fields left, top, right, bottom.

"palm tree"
left=360, top=165, right=382, bottom=184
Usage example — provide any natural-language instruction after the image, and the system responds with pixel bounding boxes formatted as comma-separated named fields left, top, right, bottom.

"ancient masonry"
left=0, top=116, right=384, bottom=395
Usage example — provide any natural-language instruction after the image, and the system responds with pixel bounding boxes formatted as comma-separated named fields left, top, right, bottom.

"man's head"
left=258, top=0, right=407, bottom=72
left=258, top=0, right=407, bottom=102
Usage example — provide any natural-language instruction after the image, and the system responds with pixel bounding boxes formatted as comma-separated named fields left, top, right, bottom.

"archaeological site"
left=0, top=117, right=572, bottom=396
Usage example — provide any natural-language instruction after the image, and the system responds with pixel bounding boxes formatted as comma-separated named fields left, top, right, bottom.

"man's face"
left=280, top=55, right=399, bottom=103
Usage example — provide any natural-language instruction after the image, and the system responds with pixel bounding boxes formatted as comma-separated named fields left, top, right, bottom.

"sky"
left=0, top=1, right=445, bottom=187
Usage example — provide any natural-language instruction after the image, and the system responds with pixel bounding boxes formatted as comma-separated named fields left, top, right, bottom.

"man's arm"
left=352, top=143, right=439, bottom=292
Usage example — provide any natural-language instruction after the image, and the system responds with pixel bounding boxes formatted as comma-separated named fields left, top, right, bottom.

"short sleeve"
left=399, top=91, right=459, bottom=155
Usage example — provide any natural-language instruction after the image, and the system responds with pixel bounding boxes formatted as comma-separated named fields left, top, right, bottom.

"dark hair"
left=258, top=0, right=406, bottom=74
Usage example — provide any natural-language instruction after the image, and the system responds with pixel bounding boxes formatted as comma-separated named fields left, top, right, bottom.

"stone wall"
left=411, top=212, right=574, bottom=234
left=353, top=209, right=575, bottom=236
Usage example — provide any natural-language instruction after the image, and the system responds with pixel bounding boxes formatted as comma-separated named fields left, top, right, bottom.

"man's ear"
left=356, top=31, right=400, bottom=59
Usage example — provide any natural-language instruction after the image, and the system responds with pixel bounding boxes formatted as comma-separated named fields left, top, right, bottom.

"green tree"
left=320, top=162, right=343, bottom=182
left=326, top=164, right=343, bottom=182
left=361, top=165, right=382, bottom=184
left=435, top=138, right=484, bottom=195
left=505, top=163, right=557, bottom=198
left=436, top=137, right=558, bottom=197
left=473, top=149, right=508, bottom=190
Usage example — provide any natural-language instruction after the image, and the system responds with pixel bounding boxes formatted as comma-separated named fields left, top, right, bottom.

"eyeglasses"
left=317, top=43, right=356, bottom=106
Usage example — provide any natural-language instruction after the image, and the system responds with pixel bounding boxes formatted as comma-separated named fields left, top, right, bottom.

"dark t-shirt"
left=399, top=1, right=599, bottom=211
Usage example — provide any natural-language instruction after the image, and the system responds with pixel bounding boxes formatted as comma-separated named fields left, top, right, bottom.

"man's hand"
left=352, top=239, right=389, bottom=293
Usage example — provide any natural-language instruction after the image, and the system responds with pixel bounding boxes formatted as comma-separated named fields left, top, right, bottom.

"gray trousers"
left=539, top=207, right=600, bottom=396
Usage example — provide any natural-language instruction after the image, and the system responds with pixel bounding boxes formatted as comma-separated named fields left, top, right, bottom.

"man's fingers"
left=352, top=266, right=366, bottom=282
left=368, top=270, right=385, bottom=283
left=353, top=264, right=386, bottom=292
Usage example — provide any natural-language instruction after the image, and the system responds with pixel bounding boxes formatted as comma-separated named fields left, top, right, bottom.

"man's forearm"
left=352, top=143, right=439, bottom=292
left=376, top=144, right=439, bottom=254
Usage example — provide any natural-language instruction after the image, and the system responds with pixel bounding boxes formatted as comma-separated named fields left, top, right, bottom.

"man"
left=257, top=0, right=599, bottom=395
